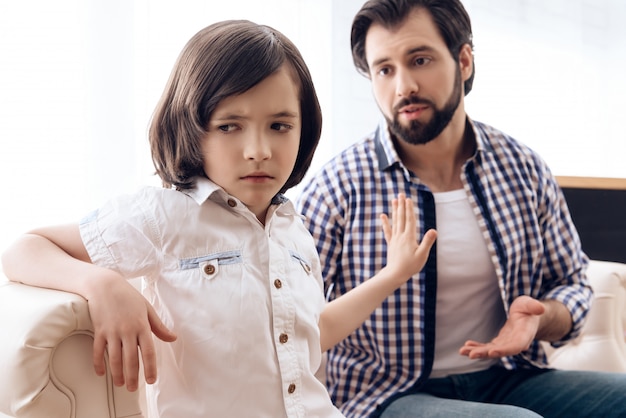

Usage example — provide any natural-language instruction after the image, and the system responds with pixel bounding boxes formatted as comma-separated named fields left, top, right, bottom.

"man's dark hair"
left=351, top=0, right=475, bottom=95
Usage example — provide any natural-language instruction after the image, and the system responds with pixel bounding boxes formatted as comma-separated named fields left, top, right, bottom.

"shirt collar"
left=183, top=176, right=224, bottom=205
left=183, top=176, right=295, bottom=215
left=466, top=116, right=495, bottom=157
left=374, top=116, right=494, bottom=172
left=374, top=120, right=400, bottom=171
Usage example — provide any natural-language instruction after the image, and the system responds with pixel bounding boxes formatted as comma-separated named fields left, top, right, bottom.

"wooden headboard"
left=556, top=176, right=626, bottom=264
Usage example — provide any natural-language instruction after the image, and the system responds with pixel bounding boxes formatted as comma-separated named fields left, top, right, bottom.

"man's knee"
left=380, top=393, right=542, bottom=418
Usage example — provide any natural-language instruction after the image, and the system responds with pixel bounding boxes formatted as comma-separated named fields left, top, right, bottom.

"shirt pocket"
left=179, top=250, right=243, bottom=281
left=287, top=250, right=324, bottom=319
left=289, top=250, right=313, bottom=276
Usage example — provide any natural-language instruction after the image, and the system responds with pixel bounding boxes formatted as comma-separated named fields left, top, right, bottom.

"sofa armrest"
left=585, top=260, right=626, bottom=336
left=545, top=260, right=626, bottom=372
left=0, top=280, right=143, bottom=418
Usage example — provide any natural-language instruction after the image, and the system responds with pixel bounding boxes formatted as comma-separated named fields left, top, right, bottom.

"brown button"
left=203, top=264, right=215, bottom=275
left=287, top=383, right=296, bottom=394
left=227, top=198, right=237, bottom=207
left=274, top=279, right=282, bottom=289
left=302, top=263, right=311, bottom=273
left=279, top=333, right=288, bottom=344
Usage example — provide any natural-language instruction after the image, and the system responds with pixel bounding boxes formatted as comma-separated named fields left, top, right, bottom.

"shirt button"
left=203, top=264, right=215, bottom=275
left=274, top=279, right=282, bottom=289
left=227, top=198, right=237, bottom=207
left=279, top=333, right=288, bottom=344
left=287, top=383, right=296, bottom=394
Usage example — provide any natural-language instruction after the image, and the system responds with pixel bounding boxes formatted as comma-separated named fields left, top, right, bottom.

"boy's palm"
left=381, top=194, right=437, bottom=282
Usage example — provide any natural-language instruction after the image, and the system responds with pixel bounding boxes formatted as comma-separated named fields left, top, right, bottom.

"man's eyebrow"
left=371, top=45, right=437, bottom=68
left=407, top=45, right=437, bottom=55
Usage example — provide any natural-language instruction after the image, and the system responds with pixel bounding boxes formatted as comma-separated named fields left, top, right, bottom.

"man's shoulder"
left=470, top=120, right=553, bottom=184
left=297, top=132, right=378, bottom=204
left=472, top=119, right=540, bottom=157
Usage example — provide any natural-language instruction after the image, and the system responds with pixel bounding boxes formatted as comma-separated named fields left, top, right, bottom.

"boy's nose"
left=243, top=133, right=271, bottom=161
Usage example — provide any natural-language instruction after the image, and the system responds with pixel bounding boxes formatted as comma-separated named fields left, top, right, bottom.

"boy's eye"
left=271, top=122, right=292, bottom=132
left=377, top=67, right=391, bottom=77
left=217, top=124, right=238, bottom=133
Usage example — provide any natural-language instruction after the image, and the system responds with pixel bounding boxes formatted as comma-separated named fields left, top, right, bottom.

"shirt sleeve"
left=538, top=172, right=593, bottom=346
left=79, top=187, right=162, bottom=279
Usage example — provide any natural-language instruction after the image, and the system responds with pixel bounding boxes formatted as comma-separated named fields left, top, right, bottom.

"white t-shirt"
left=80, top=177, right=344, bottom=418
left=430, top=189, right=507, bottom=378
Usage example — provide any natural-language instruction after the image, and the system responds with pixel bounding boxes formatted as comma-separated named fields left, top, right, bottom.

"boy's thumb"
left=147, top=305, right=177, bottom=342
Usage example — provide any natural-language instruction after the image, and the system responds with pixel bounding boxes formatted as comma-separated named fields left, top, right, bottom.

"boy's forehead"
left=211, top=65, right=301, bottom=117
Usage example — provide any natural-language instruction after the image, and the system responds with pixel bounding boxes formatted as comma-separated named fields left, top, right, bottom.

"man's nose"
left=396, top=68, right=419, bottom=98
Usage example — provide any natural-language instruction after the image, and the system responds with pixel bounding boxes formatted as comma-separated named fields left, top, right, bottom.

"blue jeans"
left=379, top=367, right=626, bottom=417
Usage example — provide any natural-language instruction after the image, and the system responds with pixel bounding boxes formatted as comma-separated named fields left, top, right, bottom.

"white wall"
left=0, top=0, right=333, bottom=254
left=326, top=0, right=626, bottom=179
left=1, top=0, right=625, bottom=255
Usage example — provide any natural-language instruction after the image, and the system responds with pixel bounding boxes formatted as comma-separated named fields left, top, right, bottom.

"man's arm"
left=459, top=296, right=572, bottom=359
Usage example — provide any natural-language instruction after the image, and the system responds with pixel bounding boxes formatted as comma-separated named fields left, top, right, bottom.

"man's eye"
left=414, top=57, right=431, bottom=66
left=377, top=67, right=390, bottom=76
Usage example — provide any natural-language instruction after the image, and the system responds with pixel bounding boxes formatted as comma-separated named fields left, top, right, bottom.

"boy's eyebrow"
left=371, top=45, right=436, bottom=68
left=271, top=111, right=300, bottom=119
left=212, top=110, right=300, bottom=121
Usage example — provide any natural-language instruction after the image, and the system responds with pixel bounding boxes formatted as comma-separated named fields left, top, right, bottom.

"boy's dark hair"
left=351, top=0, right=475, bottom=95
left=150, top=20, right=322, bottom=192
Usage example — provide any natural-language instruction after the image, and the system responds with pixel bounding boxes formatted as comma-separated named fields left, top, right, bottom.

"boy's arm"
left=1, top=224, right=176, bottom=391
left=318, top=194, right=436, bottom=351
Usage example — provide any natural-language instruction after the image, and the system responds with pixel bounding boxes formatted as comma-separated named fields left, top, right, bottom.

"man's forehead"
left=364, top=8, right=447, bottom=65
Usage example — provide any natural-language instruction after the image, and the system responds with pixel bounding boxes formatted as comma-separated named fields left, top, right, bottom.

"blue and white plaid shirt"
left=296, top=118, right=592, bottom=418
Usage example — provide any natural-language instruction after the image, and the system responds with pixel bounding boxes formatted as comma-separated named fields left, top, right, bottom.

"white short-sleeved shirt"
left=79, top=177, right=343, bottom=418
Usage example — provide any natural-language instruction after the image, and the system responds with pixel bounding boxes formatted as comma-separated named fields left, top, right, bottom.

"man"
left=296, top=0, right=626, bottom=417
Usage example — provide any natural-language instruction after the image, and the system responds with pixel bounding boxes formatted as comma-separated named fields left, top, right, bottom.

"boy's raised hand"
left=318, top=193, right=436, bottom=351
left=380, top=193, right=437, bottom=283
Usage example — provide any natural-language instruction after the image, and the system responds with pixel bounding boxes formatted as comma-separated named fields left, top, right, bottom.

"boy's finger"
left=106, top=340, right=126, bottom=387
left=380, top=213, right=392, bottom=243
left=93, top=335, right=107, bottom=376
left=122, top=339, right=140, bottom=391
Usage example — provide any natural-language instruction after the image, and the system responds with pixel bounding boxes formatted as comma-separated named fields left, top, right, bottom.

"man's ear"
left=458, top=43, right=473, bottom=82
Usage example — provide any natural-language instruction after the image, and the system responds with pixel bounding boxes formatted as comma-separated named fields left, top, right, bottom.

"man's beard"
left=387, top=66, right=462, bottom=146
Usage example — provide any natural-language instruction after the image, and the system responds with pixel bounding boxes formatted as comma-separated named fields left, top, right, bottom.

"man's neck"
left=394, top=113, right=475, bottom=193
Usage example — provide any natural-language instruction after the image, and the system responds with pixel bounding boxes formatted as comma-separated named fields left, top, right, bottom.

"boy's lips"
left=241, top=172, right=274, bottom=182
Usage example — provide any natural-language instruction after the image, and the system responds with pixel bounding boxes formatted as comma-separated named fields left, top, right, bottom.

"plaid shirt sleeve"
left=469, top=121, right=593, bottom=361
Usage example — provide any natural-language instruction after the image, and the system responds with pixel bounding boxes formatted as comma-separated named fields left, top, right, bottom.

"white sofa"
left=0, top=260, right=625, bottom=418
left=543, top=260, right=626, bottom=371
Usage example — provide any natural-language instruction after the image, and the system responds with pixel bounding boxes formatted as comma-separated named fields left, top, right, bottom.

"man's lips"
left=398, top=104, right=429, bottom=120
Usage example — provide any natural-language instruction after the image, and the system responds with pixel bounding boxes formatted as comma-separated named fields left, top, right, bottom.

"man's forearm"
left=536, top=299, right=573, bottom=342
